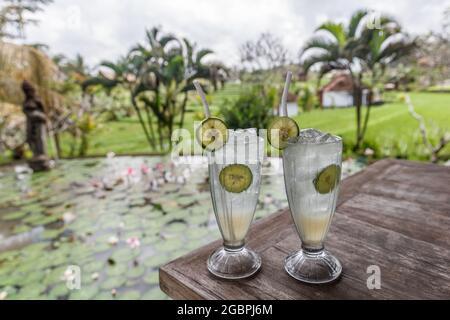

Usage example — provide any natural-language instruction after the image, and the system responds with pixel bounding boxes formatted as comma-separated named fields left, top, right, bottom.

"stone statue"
left=22, top=80, right=51, bottom=171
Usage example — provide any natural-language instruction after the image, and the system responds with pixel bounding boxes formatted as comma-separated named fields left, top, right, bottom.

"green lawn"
left=51, top=89, right=449, bottom=162
left=293, top=92, right=450, bottom=161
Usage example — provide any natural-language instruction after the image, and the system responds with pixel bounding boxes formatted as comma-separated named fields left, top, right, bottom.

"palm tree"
left=301, top=10, right=415, bottom=150
left=356, top=25, right=416, bottom=140
left=206, top=61, right=230, bottom=91
left=84, top=27, right=219, bottom=152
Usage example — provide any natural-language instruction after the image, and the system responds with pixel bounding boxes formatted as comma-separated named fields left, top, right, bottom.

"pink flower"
left=155, top=163, right=164, bottom=172
left=126, top=237, right=141, bottom=249
left=141, top=164, right=150, bottom=175
left=126, top=167, right=136, bottom=176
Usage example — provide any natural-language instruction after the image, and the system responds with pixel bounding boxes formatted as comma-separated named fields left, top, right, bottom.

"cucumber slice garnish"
left=314, top=164, right=341, bottom=194
left=267, top=116, right=299, bottom=150
left=196, top=117, right=229, bottom=151
left=219, top=164, right=253, bottom=193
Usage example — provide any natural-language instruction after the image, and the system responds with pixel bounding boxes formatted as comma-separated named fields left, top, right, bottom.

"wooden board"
left=159, top=159, right=450, bottom=300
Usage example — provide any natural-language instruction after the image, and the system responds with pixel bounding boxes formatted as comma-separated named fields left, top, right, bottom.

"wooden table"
left=160, top=159, right=450, bottom=299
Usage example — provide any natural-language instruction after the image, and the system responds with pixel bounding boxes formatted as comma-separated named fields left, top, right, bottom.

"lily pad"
left=17, top=283, right=47, bottom=298
left=0, top=272, right=24, bottom=287
left=142, top=288, right=167, bottom=300
left=110, top=248, right=139, bottom=263
left=126, top=266, right=145, bottom=278
left=2, top=210, right=28, bottom=221
left=143, top=272, right=159, bottom=285
left=185, top=227, right=210, bottom=240
left=69, top=285, right=99, bottom=300
left=48, top=283, right=70, bottom=299
left=117, top=290, right=141, bottom=300
left=94, top=291, right=114, bottom=300
left=100, top=276, right=126, bottom=290
left=12, top=224, right=31, bottom=235
left=106, top=263, right=128, bottom=277
left=153, top=238, right=181, bottom=252
left=21, top=270, right=45, bottom=285
left=163, top=221, right=188, bottom=233
left=143, top=255, right=169, bottom=269
left=82, top=261, right=104, bottom=273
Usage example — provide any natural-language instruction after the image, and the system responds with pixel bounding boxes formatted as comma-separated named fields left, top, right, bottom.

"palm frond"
left=317, top=22, right=346, bottom=48
left=99, top=60, right=123, bottom=76
left=81, top=77, right=119, bottom=92
left=159, top=35, right=179, bottom=48
left=195, top=49, right=213, bottom=65
left=302, top=36, right=339, bottom=56
left=348, top=9, right=369, bottom=38
left=376, top=37, right=417, bottom=65
left=302, top=52, right=335, bottom=73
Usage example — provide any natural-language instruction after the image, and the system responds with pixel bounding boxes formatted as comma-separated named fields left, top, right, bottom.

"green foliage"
left=296, top=83, right=319, bottom=112
left=301, top=10, right=416, bottom=150
left=46, top=90, right=450, bottom=161
left=220, top=85, right=275, bottom=129
left=77, top=114, right=96, bottom=156
left=83, top=27, right=226, bottom=153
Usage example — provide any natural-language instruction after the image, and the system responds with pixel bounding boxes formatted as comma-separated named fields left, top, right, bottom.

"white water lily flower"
left=126, top=237, right=141, bottom=249
left=108, top=236, right=119, bottom=246
left=63, top=212, right=76, bottom=224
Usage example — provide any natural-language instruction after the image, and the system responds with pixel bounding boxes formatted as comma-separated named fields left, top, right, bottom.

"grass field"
left=43, top=87, right=450, bottom=162
left=293, top=92, right=450, bottom=161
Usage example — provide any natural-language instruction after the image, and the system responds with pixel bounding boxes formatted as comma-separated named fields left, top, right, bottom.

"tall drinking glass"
left=283, top=129, right=343, bottom=284
left=207, top=129, right=264, bottom=279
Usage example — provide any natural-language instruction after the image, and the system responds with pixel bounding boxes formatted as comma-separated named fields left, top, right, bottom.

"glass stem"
left=301, top=244, right=324, bottom=256
left=224, top=243, right=245, bottom=252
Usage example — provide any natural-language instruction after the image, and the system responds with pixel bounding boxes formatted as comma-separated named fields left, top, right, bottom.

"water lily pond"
left=0, top=156, right=365, bottom=300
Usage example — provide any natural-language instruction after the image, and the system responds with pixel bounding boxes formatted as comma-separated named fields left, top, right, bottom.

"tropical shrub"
left=297, top=83, right=319, bottom=112
left=84, top=27, right=228, bottom=152
left=220, top=85, right=275, bottom=130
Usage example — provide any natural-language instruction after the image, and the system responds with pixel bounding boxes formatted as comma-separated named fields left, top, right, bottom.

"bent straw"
left=280, top=71, right=293, bottom=117
left=193, top=80, right=211, bottom=118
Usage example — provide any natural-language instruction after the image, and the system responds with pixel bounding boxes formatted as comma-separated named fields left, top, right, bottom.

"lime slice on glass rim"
left=196, top=117, right=229, bottom=151
left=314, top=164, right=341, bottom=194
left=219, top=164, right=253, bottom=193
left=267, top=116, right=300, bottom=150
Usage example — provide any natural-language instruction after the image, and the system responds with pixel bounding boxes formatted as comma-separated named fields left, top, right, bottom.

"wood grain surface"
left=159, top=159, right=450, bottom=300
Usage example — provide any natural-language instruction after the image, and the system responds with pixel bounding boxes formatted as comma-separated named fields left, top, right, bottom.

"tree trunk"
left=360, top=81, right=376, bottom=145
left=179, top=92, right=188, bottom=129
left=53, top=131, right=62, bottom=159
left=131, top=95, right=155, bottom=149
left=142, top=104, right=157, bottom=150
left=78, top=133, right=88, bottom=156
left=353, top=84, right=363, bottom=151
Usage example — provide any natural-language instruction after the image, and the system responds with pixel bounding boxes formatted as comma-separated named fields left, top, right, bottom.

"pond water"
left=0, top=156, right=365, bottom=300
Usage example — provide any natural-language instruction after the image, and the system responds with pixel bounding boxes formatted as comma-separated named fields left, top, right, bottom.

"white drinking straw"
left=280, top=71, right=293, bottom=117
left=193, top=80, right=211, bottom=118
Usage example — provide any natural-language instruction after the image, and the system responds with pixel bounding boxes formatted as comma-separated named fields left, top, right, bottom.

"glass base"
left=284, top=248, right=342, bottom=284
left=207, top=246, right=261, bottom=280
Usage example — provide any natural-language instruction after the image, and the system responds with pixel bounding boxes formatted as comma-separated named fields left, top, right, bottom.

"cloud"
left=24, top=0, right=450, bottom=67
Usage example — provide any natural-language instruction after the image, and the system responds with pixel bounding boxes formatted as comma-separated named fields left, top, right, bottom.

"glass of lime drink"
left=283, top=128, right=343, bottom=284
left=206, top=129, right=264, bottom=279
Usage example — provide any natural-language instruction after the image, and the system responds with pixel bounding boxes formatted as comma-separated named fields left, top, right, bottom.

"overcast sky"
left=24, top=0, right=450, bottom=67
